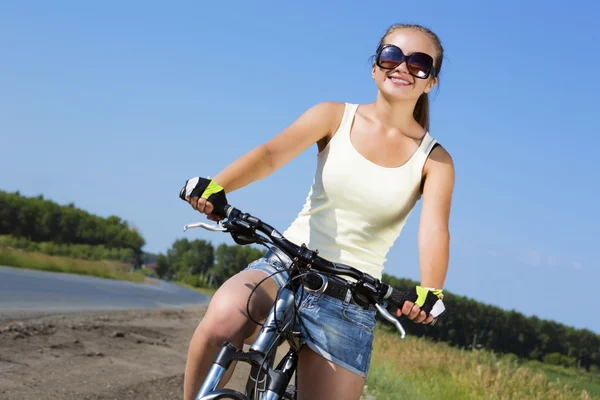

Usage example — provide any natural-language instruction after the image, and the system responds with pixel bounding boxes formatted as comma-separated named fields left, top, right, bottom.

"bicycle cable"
left=244, top=263, right=315, bottom=345
left=244, top=243, right=317, bottom=343
left=244, top=243, right=305, bottom=328
left=244, top=265, right=289, bottom=327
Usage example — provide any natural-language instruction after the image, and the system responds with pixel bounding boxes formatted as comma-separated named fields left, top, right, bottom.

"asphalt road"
left=0, top=266, right=209, bottom=316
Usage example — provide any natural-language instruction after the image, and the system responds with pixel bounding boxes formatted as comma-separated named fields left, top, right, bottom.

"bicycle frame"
left=184, top=211, right=409, bottom=399
left=195, top=286, right=300, bottom=400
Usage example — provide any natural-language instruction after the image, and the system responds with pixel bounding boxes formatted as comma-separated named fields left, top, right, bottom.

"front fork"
left=195, top=287, right=299, bottom=400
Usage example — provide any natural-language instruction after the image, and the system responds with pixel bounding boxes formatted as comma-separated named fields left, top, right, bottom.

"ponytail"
left=414, top=93, right=430, bottom=132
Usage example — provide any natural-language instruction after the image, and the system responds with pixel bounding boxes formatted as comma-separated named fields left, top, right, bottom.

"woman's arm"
left=418, top=145, right=455, bottom=289
left=399, top=144, right=455, bottom=324
left=190, top=102, right=344, bottom=215
left=212, top=102, right=343, bottom=193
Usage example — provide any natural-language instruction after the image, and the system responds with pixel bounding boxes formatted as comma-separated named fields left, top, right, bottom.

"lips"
left=387, top=74, right=412, bottom=86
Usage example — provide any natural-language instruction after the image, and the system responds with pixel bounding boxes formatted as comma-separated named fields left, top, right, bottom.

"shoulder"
left=423, top=143, right=455, bottom=184
left=300, top=102, right=349, bottom=139
left=428, top=143, right=454, bottom=166
left=303, top=101, right=346, bottom=116
left=304, top=101, right=346, bottom=129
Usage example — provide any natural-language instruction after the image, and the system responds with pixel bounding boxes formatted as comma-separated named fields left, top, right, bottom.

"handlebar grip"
left=204, top=189, right=229, bottom=218
left=212, top=204, right=241, bottom=220
left=386, top=287, right=406, bottom=310
left=212, top=203, right=231, bottom=219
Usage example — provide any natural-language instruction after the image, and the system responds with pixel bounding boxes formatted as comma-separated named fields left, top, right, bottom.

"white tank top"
left=282, top=103, right=438, bottom=280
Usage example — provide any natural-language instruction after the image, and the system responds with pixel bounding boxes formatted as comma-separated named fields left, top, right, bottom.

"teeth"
left=390, top=77, right=410, bottom=85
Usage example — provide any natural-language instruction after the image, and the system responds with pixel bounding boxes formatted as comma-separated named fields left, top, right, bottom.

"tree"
left=0, top=190, right=145, bottom=255
left=156, top=254, right=171, bottom=279
left=209, top=244, right=266, bottom=286
left=161, top=238, right=215, bottom=282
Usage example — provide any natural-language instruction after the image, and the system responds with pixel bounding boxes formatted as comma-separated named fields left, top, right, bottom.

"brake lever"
left=183, top=221, right=228, bottom=232
left=374, top=304, right=406, bottom=339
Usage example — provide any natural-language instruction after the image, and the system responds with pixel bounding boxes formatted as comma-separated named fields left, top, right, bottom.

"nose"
left=393, top=60, right=411, bottom=75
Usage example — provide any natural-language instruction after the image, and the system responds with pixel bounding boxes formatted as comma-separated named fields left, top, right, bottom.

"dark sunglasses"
left=376, top=44, right=436, bottom=79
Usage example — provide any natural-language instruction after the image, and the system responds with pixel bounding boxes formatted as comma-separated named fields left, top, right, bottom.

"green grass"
left=0, top=246, right=146, bottom=282
left=0, top=234, right=135, bottom=263
left=366, top=325, right=597, bottom=400
left=523, top=360, right=600, bottom=397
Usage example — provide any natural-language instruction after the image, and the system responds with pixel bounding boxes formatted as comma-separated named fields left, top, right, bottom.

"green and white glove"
left=179, top=176, right=229, bottom=217
left=405, top=285, right=446, bottom=320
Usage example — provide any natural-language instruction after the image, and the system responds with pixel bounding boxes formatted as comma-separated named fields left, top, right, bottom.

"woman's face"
left=372, top=28, right=439, bottom=102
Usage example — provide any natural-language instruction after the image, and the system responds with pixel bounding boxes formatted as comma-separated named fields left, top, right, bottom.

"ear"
left=371, top=63, right=376, bottom=79
left=423, top=76, right=438, bottom=94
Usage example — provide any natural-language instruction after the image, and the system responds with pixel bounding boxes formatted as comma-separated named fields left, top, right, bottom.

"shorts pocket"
left=342, top=304, right=377, bottom=332
left=298, top=293, right=320, bottom=310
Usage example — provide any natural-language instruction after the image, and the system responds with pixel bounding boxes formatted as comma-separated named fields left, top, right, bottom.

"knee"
left=200, top=291, right=255, bottom=346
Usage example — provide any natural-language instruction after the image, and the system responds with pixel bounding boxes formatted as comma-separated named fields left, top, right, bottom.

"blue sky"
left=2, top=1, right=599, bottom=333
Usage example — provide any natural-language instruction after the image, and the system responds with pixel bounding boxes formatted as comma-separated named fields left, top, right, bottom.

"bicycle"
left=183, top=204, right=410, bottom=400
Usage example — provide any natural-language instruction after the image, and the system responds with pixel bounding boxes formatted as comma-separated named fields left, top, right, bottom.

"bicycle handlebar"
left=184, top=204, right=408, bottom=338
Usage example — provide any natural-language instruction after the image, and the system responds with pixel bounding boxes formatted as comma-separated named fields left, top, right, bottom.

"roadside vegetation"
left=0, top=246, right=145, bottom=282
left=367, top=326, right=598, bottom=400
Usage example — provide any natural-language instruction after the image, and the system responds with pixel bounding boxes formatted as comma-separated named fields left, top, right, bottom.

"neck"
left=372, top=92, right=420, bottom=133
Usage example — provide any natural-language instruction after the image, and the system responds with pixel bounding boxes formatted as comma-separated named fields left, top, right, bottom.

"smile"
left=388, top=76, right=412, bottom=86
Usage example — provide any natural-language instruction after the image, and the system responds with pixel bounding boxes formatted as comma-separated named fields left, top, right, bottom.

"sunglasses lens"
left=378, top=46, right=405, bottom=69
left=407, top=53, right=434, bottom=78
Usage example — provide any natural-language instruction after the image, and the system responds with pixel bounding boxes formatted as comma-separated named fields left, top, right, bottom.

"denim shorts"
left=243, top=251, right=377, bottom=378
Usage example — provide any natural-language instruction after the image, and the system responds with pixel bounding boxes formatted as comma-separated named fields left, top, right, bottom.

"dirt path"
left=0, top=307, right=376, bottom=399
left=0, top=307, right=258, bottom=399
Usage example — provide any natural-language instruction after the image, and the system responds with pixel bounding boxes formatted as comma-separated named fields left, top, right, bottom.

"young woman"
left=180, top=23, right=455, bottom=400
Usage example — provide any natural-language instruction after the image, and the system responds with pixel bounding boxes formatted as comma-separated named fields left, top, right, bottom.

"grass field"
left=367, top=326, right=598, bottom=400
left=0, top=246, right=146, bottom=282
left=523, top=360, right=600, bottom=397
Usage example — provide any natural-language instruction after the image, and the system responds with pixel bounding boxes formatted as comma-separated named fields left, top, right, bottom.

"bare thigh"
left=183, top=269, right=281, bottom=399
left=202, top=269, right=280, bottom=343
left=296, top=347, right=366, bottom=400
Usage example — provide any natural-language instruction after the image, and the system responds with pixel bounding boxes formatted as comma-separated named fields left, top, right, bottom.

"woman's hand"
left=395, top=285, right=445, bottom=325
left=185, top=195, right=213, bottom=215
left=180, top=176, right=227, bottom=221
left=185, top=195, right=222, bottom=222
left=396, top=301, right=435, bottom=324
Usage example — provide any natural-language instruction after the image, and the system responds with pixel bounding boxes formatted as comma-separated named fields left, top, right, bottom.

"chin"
left=380, top=88, right=417, bottom=103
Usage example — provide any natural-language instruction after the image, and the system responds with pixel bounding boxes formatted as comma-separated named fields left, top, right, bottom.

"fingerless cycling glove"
left=405, top=285, right=446, bottom=319
left=179, top=176, right=229, bottom=216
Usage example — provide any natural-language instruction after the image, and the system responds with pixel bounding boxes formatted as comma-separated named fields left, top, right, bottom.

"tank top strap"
left=327, top=103, right=359, bottom=148
left=419, top=132, right=438, bottom=157
left=410, top=131, right=438, bottom=177
left=339, top=103, right=359, bottom=133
